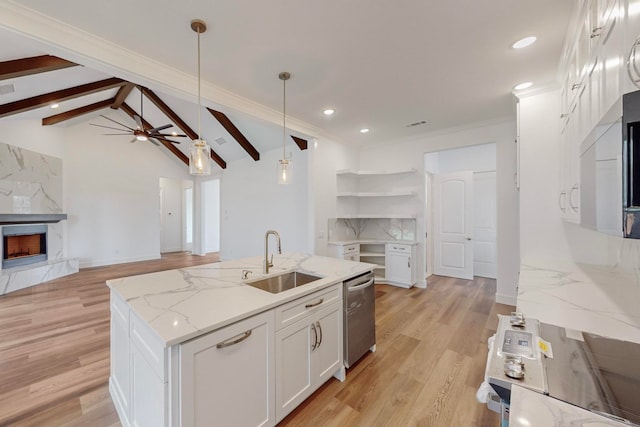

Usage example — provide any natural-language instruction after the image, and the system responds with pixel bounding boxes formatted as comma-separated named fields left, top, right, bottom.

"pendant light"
left=278, top=72, right=292, bottom=185
left=189, top=19, right=211, bottom=176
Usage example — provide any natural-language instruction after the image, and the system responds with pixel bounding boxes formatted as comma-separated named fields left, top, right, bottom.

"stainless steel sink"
left=246, top=271, right=322, bottom=294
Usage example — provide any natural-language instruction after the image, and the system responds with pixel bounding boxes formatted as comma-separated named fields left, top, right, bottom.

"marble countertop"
left=328, top=239, right=418, bottom=246
left=517, top=259, right=640, bottom=344
left=107, top=253, right=375, bottom=347
left=509, top=385, right=627, bottom=427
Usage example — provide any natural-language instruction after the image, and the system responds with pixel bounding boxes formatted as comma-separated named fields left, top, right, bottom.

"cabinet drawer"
left=275, top=284, right=342, bottom=330
left=342, top=244, right=359, bottom=255
left=386, top=243, right=411, bottom=253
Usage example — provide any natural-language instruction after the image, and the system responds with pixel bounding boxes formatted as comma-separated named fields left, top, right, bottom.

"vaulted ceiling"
left=0, top=0, right=573, bottom=168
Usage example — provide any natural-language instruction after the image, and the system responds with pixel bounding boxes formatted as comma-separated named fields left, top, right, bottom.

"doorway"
left=425, top=143, right=497, bottom=280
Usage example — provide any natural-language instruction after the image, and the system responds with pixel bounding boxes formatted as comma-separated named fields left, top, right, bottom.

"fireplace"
left=2, top=225, right=47, bottom=269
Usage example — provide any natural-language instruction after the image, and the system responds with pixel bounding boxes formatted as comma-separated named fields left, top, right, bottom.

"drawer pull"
left=305, top=298, right=324, bottom=308
left=216, top=330, right=252, bottom=349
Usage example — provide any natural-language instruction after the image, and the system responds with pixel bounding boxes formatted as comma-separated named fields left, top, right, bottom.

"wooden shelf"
left=337, top=168, right=417, bottom=176
left=360, top=252, right=385, bottom=257
left=337, top=191, right=417, bottom=198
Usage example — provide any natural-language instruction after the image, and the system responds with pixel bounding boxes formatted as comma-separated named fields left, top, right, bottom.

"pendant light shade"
left=189, top=19, right=211, bottom=176
left=278, top=72, right=291, bottom=185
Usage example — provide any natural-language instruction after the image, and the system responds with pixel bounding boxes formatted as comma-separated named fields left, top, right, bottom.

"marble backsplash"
left=328, top=218, right=416, bottom=242
left=0, top=142, right=62, bottom=214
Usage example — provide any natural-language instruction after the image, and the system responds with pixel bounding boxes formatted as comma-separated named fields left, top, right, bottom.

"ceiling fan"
left=90, top=87, right=186, bottom=146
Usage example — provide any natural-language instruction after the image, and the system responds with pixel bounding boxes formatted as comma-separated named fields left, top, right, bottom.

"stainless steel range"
left=484, top=314, right=640, bottom=426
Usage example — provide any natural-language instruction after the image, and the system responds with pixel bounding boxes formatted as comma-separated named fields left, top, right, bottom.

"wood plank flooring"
left=0, top=255, right=512, bottom=427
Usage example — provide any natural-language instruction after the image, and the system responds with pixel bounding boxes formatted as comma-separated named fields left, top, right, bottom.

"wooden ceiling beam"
left=120, top=102, right=189, bottom=166
left=140, top=87, right=226, bottom=169
left=0, top=77, right=125, bottom=118
left=207, top=108, right=259, bottom=161
left=42, top=98, right=115, bottom=126
left=291, top=135, right=308, bottom=151
left=111, top=83, right=135, bottom=109
left=0, top=55, right=78, bottom=81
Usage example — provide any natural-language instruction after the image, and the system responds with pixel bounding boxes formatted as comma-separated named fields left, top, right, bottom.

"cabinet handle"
left=571, top=83, right=582, bottom=90
left=305, top=298, right=324, bottom=308
left=560, top=113, right=569, bottom=119
left=569, top=184, right=579, bottom=212
left=590, top=26, right=602, bottom=38
left=216, top=330, right=252, bottom=349
left=559, top=191, right=567, bottom=213
left=316, top=321, right=323, bottom=348
left=407, top=257, right=411, bottom=268
left=311, top=323, right=318, bottom=350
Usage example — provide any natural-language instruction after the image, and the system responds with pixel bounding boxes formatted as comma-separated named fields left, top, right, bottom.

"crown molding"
left=0, top=1, right=338, bottom=143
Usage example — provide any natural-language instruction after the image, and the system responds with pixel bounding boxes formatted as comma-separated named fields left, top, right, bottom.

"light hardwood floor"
left=0, top=254, right=512, bottom=426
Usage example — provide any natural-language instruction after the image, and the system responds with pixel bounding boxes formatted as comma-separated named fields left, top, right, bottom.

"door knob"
left=466, top=237, right=472, bottom=241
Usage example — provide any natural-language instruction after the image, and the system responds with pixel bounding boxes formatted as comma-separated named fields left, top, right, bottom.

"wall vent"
left=214, top=137, right=227, bottom=146
left=0, top=84, right=15, bottom=95
left=405, top=120, right=427, bottom=128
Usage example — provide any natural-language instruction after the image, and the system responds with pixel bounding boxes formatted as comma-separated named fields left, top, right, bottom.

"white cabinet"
left=180, top=310, right=275, bottom=427
left=327, top=242, right=360, bottom=261
left=109, top=292, right=131, bottom=425
left=274, top=285, right=343, bottom=422
left=385, top=243, right=417, bottom=288
left=359, top=242, right=386, bottom=281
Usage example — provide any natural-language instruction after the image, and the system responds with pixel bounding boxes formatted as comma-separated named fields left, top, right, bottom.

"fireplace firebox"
left=2, top=225, right=47, bottom=269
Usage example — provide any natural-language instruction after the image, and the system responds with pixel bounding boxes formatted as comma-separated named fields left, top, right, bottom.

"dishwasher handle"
left=347, top=278, right=375, bottom=292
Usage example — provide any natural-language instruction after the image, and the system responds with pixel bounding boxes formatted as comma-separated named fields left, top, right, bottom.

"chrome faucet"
left=264, top=230, right=282, bottom=274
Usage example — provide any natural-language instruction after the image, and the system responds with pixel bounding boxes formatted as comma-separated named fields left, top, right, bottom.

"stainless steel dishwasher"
left=343, top=271, right=376, bottom=368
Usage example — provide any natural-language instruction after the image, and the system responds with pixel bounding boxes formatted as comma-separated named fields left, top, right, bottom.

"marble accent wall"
left=328, top=218, right=416, bottom=242
left=0, top=142, right=62, bottom=214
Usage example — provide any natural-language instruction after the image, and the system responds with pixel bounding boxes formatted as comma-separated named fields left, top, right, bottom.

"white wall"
left=203, top=178, right=220, bottom=253
left=308, top=138, right=360, bottom=256
left=425, top=143, right=497, bottom=174
left=220, top=146, right=308, bottom=260
left=359, top=120, right=519, bottom=302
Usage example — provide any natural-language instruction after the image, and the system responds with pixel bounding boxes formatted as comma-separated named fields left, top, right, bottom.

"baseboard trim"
left=495, top=293, right=517, bottom=306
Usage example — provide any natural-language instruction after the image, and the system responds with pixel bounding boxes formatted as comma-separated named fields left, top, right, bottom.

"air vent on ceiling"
left=214, top=137, right=227, bottom=146
left=0, top=84, right=15, bottom=95
left=405, top=120, right=427, bottom=128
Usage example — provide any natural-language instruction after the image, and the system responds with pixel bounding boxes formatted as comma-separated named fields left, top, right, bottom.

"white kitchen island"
left=107, top=252, right=375, bottom=427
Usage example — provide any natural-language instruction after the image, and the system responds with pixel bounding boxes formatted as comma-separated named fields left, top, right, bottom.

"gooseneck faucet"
left=264, top=230, right=282, bottom=274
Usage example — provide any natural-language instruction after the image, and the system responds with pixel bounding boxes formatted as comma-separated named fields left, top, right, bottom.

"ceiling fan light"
left=189, top=139, right=211, bottom=175
left=136, top=134, right=148, bottom=141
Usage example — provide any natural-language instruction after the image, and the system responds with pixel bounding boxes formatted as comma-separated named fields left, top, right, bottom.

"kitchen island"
left=107, top=252, right=375, bottom=427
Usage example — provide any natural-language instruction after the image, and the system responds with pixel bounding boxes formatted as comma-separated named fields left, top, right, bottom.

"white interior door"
left=433, top=171, right=474, bottom=280
left=473, top=171, right=497, bottom=279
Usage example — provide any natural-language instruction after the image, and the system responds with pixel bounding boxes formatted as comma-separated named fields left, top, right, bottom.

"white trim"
left=0, top=1, right=335, bottom=142
left=79, top=254, right=161, bottom=269
left=495, top=293, right=517, bottom=306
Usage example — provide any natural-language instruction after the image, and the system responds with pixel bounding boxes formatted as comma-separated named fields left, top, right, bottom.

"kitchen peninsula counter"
left=107, top=252, right=375, bottom=346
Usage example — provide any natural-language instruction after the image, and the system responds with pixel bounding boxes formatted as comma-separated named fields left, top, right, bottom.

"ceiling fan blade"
left=155, top=137, right=181, bottom=145
left=149, top=124, right=172, bottom=132
left=149, top=138, right=161, bottom=147
left=129, top=137, right=137, bottom=144
left=89, top=123, right=131, bottom=132
left=151, top=132, right=188, bottom=138
left=102, top=133, right=133, bottom=136
left=134, top=115, right=143, bottom=129
left=100, top=114, right=135, bottom=131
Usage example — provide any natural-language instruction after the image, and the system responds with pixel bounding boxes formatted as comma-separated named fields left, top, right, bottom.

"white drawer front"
left=275, top=284, right=341, bottom=331
left=342, top=244, right=359, bottom=254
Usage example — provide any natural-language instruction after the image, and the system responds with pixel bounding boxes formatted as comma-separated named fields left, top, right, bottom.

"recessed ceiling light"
left=323, top=109, right=335, bottom=116
left=360, top=128, right=370, bottom=134
left=514, top=82, right=533, bottom=91
left=512, top=36, right=537, bottom=49
left=50, top=103, right=59, bottom=109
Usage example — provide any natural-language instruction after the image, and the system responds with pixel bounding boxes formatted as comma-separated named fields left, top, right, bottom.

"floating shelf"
left=335, top=214, right=417, bottom=219
left=337, top=168, right=417, bottom=176
left=337, top=191, right=417, bottom=198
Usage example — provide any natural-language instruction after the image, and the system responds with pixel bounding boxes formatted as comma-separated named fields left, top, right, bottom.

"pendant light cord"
left=282, top=75, right=286, bottom=159
left=197, top=28, right=202, bottom=141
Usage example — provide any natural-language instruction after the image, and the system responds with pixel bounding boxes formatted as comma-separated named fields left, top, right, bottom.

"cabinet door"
left=275, top=319, right=314, bottom=421
left=180, top=310, right=275, bottom=427
left=313, top=303, right=342, bottom=384
left=385, top=251, right=411, bottom=286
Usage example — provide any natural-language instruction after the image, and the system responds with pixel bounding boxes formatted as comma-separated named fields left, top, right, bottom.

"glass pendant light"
left=189, top=19, right=211, bottom=176
left=278, top=72, right=292, bottom=184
